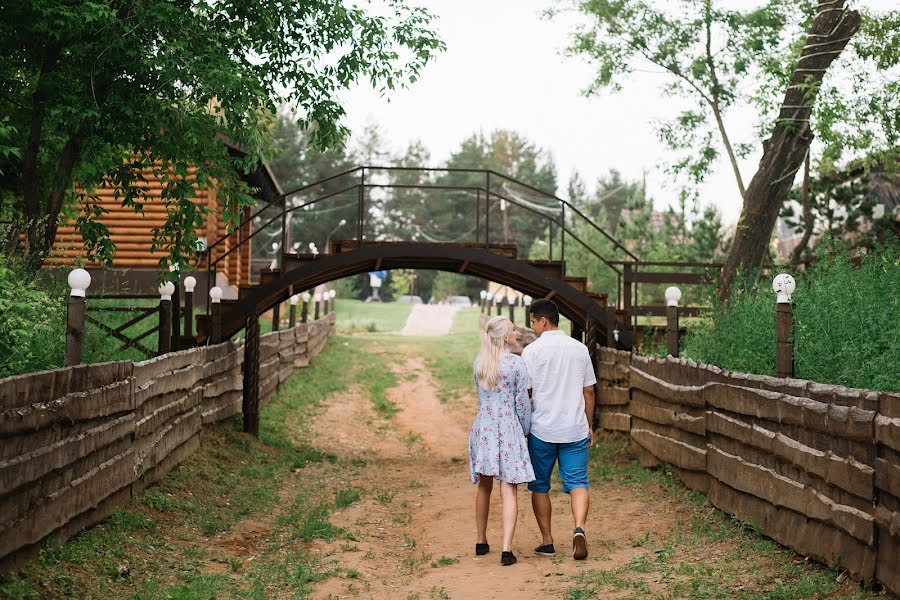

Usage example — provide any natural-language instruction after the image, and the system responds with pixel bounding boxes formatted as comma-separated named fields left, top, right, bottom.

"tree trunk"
left=718, top=1, right=860, bottom=300
left=791, top=153, right=813, bottom=265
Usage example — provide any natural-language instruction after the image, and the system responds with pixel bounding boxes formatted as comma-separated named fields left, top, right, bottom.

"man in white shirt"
left=521, top=298, right=596, bottom=560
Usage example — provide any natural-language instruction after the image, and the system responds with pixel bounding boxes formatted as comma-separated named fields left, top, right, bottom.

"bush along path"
left=0, top=318, right=886, bottom=599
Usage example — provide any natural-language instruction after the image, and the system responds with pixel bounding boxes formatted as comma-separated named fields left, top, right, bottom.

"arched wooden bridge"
left=198, top=166, right=639, bottom=353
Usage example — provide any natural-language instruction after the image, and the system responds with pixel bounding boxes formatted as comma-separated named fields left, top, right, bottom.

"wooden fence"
left=0, top=313, right=335, bottom=571
left=595, top=346, right=899, bottom=595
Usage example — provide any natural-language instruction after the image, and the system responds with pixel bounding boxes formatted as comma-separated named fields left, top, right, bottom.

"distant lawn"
left=334, top=299, right=414, bottom=333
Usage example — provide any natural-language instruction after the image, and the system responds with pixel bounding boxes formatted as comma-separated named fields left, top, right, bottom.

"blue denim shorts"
left=527, top=434, right=590, bottom=494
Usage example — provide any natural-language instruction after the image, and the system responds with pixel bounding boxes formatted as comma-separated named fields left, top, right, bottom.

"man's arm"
left=583, top=385, right=595, bottom=445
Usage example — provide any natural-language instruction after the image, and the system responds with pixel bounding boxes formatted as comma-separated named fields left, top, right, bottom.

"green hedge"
left=681, top=238, right=899, bottom=392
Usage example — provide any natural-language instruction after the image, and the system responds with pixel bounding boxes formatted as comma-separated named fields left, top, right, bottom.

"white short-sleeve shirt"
left=521, top=329, right=597, bottom=443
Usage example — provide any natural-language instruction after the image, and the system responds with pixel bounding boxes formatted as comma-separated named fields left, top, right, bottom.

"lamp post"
left=158, top=281, right=175, bottom=355
left=313, top=292, right=322, bottom=320
left=183, top=276, right=197, bottom=342
left=289, top=294, right=299, bottom=327
left=523, top=295, right=532, bottom=325
left=479, top=290, right=487, bottom=313
left=66, top=269, right=91, bottom=366
left=329, top=289, right=337, bottom=313
left=210, top=286, right=223, bottom=343
left=506, top=289, right=517, bottom=323
left=665, top=286, right=681, bottom=358
left=494, top=294, right=501, bottom=316
left=301, top=291, right=310, bottom=323
left=773, top=273, right=796, bottom=378
left=169, top=264, right=181, bottom=350
left=485, top=292, right=493, bottom=316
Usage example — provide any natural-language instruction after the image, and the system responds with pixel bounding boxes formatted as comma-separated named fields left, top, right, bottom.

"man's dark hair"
left=530, top=298, right=559, bottom=326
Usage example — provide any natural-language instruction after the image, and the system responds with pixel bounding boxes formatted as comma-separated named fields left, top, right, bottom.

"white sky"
left=340, top=0, right=764, bottom=226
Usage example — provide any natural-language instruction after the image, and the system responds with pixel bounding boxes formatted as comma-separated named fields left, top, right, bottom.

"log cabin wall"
left=44, top=166, right=255, bottom=292
left=0, top=313, right=335, bottom=572
left=595, top=347, right=899, bottom=595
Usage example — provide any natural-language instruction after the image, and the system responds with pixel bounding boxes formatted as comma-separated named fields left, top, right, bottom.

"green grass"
left=565, top=432, right=883, bottom=600
left=681, top=238, right=899, bottom=391
left=423, top=307, right=482, bottom=402
left=0, top=334, right=375, bottom=600
left=334, top=298, right=413, bottom=333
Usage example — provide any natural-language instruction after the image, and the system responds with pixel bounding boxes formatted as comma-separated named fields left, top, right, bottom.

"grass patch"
left=424, top=307, right=481, bottom=402
left=334, top=298, right=413, bottom=333
left=334, top=488, right=362, bottom=509
left=430, top=556, right=459, bottom=568
left=681, top=238, right=899, bottom=391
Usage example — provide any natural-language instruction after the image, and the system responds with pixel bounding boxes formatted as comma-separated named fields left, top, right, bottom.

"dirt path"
left=400, top=305, right=460, bottom=336
left=305, top=356, right=678, bottom=600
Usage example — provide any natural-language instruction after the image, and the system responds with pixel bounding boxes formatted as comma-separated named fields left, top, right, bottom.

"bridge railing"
left=202, top=166, right=717, bottom=332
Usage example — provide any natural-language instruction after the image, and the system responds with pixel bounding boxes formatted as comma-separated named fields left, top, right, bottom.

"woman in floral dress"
left=469, top=315, right=534, bottom=566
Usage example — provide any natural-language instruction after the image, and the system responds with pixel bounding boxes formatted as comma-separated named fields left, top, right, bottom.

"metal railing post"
left=357, top=169, right=365, bottom=243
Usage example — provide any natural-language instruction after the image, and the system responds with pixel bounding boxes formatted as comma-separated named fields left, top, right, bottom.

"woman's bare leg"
left=500, top=481, right=518, bottom=552
left=476, top=476, right=493, bottom=544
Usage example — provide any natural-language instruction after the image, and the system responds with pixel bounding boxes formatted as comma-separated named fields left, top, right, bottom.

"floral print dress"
left=469, top=353, right=535, bottom=484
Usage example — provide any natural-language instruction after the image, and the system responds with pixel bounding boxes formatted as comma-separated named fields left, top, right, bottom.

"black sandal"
left=501, top=551, right=517, bottom=566
left=475, top=542, right=490, bottom=555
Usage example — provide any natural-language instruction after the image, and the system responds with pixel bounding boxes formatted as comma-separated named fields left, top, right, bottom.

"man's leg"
left=531, top=491, right=553, bottom=546
left=559, top=436, right=591, bottom=559
left=527, top=434, right=557, bottom=548
left=570, top=487, right=590, bottom=529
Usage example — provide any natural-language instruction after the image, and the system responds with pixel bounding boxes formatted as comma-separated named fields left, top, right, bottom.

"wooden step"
left=238, top=284, right=260, bottom=301
left=259, top=267, right=280, bottom=286
left=564, top=276, right=588, bottom=293
left=327, top=239, right=519, bottom=261
left=527, top=259, right=565, bottom=280
left=283, top=252, right=320, bottom=266
left=588, top=291, right=609, bottom=309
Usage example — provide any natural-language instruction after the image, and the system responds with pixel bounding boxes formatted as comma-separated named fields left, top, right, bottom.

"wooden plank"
left=597, top=385, right=629, bottom=406
left=630, top=389, right=705, bottom=435
left=630, top=427, right=706, bottom=471
left=878, top=528, right=900, bottom=597
left=708, top=410, right=874, bottom=500
left=707, top=445, right=874, bottom=545
left=707, top=477, right=876, bottom=583
left=876, top=458, right=900, bottom=500
left=0, top=412, right=135, bottom=497
left=706, top=384, right=874, bottom=441
left=629, top=367, right=707, bottom=408
left=0, top=446, right=135, bottom=558
left=598, top=412, right=630, bottom=432
left=876, top=414, right=900, bottom=453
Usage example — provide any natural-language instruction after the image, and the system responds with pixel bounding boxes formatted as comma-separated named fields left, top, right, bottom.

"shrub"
left=682, top=237, right=899, bottom=391
left=0, top=266, right=66, bottom=378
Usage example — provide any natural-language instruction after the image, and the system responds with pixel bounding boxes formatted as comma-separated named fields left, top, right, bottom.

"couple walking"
left=469, top=298, right=596, bottom=566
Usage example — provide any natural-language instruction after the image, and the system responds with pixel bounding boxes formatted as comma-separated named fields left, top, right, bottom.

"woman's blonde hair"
left=475, top=316, right=513, bottom=391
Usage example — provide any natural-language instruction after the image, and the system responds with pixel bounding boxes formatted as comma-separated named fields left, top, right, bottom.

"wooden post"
left=776, top=303, right=793, bottom=378
left=314, top=294, right=321, bottom=320
left=210, top=286, right=223, bottom=344
left=323, top=295, right=330, bottom=316
left=183, top=276, right=196, bottom=343
left=666, top=305, right=679, bottom=357
left=508, top=298, right=515, bottom=324
left=242, top=311, right=261, bottom=436
left=665, top=286, right=681, bottom=358
left=272, top=302, right=281, bottom=332
left=170, top=267, right=181, bottom=351
left=571, top=321, right=583, bottom=342
left=773, top=274, right=796, bottom=378
left=157, top=281, right=175, bottom=355
left=289, top=297, right=297, bottom=328
left=495, top=299, right=501, bottom=316
left=622, top=262, right=633, bottom=317
left=65, top=269, right=91, bottom=367
left=301, top=294, right=309, bottom=323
